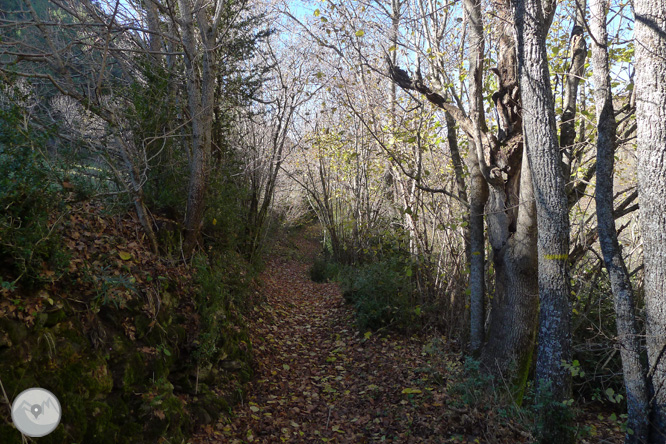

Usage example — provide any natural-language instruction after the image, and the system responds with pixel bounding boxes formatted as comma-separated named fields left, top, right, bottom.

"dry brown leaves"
left=190, top=229, right=531, bottom=444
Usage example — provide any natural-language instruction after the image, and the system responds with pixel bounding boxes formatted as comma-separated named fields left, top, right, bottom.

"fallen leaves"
left=188, top=227, right=536, bottom=444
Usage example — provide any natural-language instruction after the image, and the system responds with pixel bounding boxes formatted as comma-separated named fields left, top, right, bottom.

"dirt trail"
left=192, top=227, right=527, bottom=443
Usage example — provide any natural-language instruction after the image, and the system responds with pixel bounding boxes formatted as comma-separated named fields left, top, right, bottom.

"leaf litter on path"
left=191, top=228, right=531, bottom=443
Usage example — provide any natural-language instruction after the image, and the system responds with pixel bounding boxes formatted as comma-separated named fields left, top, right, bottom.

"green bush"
left=0, top=105, right=69, bottom=286
left=309, top=255, right=341, bottom=282
left=339, top=257, right=418, bottom=331
left=192, top=251, right=254, bottom=377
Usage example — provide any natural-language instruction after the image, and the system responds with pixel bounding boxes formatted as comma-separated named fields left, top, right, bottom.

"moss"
left=512, top=327, right=537, bottom=405
left=45, top=309, right=67, bottom=326
left=0, top=317, right=28, bottom=344
left=0, top=233, right=257, bottom=444
left=141, top=379, right=186, bottom=442
left=83, top=401, right=122, bottom=444
left=0, top=424, right=23, bottom=444
left=122, top=352, right=148, bottom=392
left=134, top=315, right=152, bottom=339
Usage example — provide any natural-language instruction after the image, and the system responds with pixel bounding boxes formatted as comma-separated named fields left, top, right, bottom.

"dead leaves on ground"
left=191, top=231, right=530, bottom=443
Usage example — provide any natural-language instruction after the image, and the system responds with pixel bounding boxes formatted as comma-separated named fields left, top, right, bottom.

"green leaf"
left=283, top=364, right=290, bottom=370
left=250, top=405, right=260, bottom=412
left=355, top=30, right=365, bottom=37
left=118, top=251, right=132, bottom=260
left=401, top=388, right=422, bottom=394
left=314, top=8, right=320, bottom=16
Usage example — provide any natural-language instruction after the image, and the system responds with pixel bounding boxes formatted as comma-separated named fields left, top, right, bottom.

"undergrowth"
left=311, top=252, right=420, bottom=332
left=0, top=105, right=69, bottom=287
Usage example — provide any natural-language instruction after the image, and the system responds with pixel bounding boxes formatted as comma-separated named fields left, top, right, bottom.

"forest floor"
left=190, top=225, right=532, bottom=444
left=191, top=225, right=623, bottom=444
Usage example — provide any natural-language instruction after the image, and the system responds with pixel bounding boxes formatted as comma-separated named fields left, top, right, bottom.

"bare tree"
left=175, top=0, right=230, bottom=254
left=388, top=0, right=540, bottom=389
left=0, top=0, right=161, bottom=252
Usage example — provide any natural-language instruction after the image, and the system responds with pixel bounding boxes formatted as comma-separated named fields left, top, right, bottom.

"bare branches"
left=386, top=58, right=475, bottom=137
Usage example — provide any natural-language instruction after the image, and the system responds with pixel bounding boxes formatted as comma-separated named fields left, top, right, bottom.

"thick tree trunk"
left=481, top=151, right=538, bottom=398
left=634, top=0, right=666, bottom=441
left=478, top=1, right=539, bottom=390
left=590, top=1, right=650, bottom=442
left=512, top=0, right=573, bottom=442
left=467, top=153, right=487, bottom=356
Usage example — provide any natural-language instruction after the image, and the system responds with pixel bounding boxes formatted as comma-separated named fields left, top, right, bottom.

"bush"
left=192, top=251, right=254, bottom=375
left=309, top=255, right=341, bottom=282
left=339, top=257, right=418, bottom=331
left=0, top=105, right=69, bottom=286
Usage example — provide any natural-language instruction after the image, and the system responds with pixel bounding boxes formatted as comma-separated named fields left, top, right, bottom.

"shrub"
left=0, top=105, right=69, bottom=286
left=191, top=251, right=254, bottom=375
left=309, top=255, right=341, bottom=282
left=339, top=257, right=418, bottom=331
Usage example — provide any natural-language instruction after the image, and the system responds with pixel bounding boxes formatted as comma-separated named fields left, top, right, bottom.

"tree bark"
left=590, top=1, right=650, bottom=442
left=512, top=0, right=573, bottom=441
left=178, top=0, right=221, bottom=255
left=477, top=1, right=539, bottom=391
left=481, top=148, right=538, bottom=399
left=560, top=0, right=586, bottom=188
left=634, top=0, right=666, bottom=441
left=462, top=0, right=489, bottom=356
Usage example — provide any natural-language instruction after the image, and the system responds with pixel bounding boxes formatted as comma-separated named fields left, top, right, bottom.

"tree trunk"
left=560, top=0, right=586, bottom=184
left=512, top=0, right=573, bottom=441
left=477, top=1, right=539, bottom=391
left=590, top=1, right=650, bottom=442
left=634, top=0, right=666, bottom=441
left=481, top=150, right=538, bottom=399
left=467, top=146, right=487, bottom=356
left=178, top=0, right=219, bottom=255
left=462, top=0, right=489, bottom=357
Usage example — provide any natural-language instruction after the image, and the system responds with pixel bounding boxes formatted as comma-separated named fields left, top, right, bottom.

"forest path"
left=192, top=226, right=526, bottom=443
